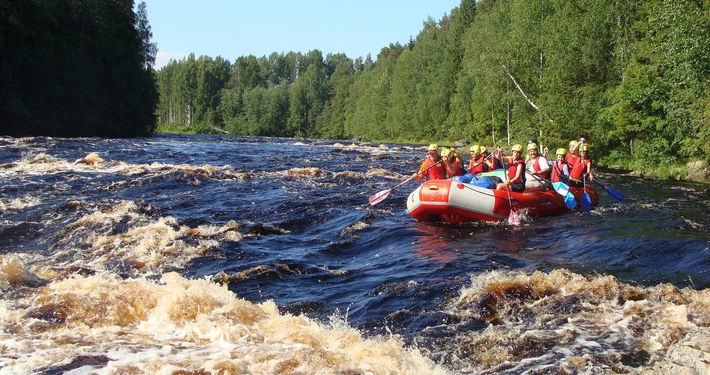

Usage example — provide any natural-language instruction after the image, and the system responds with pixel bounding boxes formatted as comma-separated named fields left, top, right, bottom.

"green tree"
left=610, top=0, right=710, bottom=164
left=0, top=0, right=157, bottom=137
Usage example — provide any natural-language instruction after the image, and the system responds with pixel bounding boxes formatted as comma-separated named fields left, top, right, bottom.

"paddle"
left=469, top=152, right=495, bottom=174
left=551, top=181, right=577, bottom=209
left=579, top=140, right=592, bottom=212
left=526, top=172, right=577, bottom=209
left=498, top=148, right=520, bottom=226
left=592, top=179, right=624, bottom=203
left=368, top=160, right=442, bottom=206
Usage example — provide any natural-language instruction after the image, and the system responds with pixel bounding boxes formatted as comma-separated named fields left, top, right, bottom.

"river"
left=1, top=134, right=708, bottom=374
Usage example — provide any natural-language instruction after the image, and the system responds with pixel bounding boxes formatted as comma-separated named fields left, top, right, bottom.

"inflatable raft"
left=406, top=179, right=599, bottom=223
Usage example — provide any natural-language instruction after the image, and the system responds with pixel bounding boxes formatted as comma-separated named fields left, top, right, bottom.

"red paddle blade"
left=508, top=209, right=521, bottom=226
left=368, top=189, right=391, bottom=206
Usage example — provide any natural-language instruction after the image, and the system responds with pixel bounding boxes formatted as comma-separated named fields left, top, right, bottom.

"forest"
left=155, top=0, right=710, bottom=172
left=0, top=0, right=157, bottom=137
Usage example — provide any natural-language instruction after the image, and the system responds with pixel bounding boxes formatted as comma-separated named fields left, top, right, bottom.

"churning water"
left=0, top=134, right=708, bottom=374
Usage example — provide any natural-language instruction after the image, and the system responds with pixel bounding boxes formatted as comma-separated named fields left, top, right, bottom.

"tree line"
left=156, top=0, right=710, bottom=169
left=0, top=0, right=157, bottom=137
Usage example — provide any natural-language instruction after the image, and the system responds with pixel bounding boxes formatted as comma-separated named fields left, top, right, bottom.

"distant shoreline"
left=151, top=130, right=710, bottom=184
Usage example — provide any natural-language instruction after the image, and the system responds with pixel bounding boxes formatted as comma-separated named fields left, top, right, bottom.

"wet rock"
left=25, top=303, right=68, bottom=324
left=75, top=153, right=104, bottom=165
left=686, top=160, right=708, bottom=173
left=455, top=139, right=468, bottom=147
left=40, top=355, right=112, bottom=374
left=62, top=200, right=83, bottom=210
left=641, top=329, right=710, bottom=374
left=211, top=271, right=230, bottom=284
left=246, top=223, right=288, bottom=235
left=29, top=153, right=55, bottom=164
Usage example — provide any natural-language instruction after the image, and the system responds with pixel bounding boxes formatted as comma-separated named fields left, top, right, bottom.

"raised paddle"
left=468, top=152, right=495, bottom=173
left=592, top=179, right=624, bottom=203
left=579, top=140, right=592, bottom=212
left=498, top=148, right=520, bottom=226
left=368, top=160, right=442, bottom=206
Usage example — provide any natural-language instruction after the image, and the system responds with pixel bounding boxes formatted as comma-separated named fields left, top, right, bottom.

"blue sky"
left=144, top=0, right=462, bottom=69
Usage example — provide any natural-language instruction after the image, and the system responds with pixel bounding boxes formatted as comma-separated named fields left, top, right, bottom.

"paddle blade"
left=368, top=189, right=391, bottom=206
left=606, top=187, right=624, bottom=202
left=552, top=182, right=570, bottom=196
left=508, top=209, right=521, bottom=226
left=581, top=192, right=592, bottom=212
left=564, top=192, right=577, bottom=209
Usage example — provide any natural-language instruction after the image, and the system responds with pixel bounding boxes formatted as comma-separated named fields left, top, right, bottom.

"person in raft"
left=496, top=144, right=526, bottom=192
left=566, top=139, right=582, bottom=171
left=550, top=148, right=570, bottom=182
left=568, top=143, right=594, bottom=186
left=414, top=144, right=446, bottom=181
left=482, top=146, right=501, bottom=171
left=441, top=148, right=465, bottom=177
left=449, top=145, right=461, bottom=161
left=525, top=142, right=551, bottom=190
left=448, top=146, right=465, bottom=175
left=469, top=145, right=486, bottom=175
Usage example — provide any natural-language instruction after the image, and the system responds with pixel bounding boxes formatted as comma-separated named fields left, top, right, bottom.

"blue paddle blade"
left=552, top=182, right=570, bottom=196
left=581, top=192, right=592, bottom=211
left=606, top=187, right=624, bottom=202
left=564, top=193, right=577, bottom=209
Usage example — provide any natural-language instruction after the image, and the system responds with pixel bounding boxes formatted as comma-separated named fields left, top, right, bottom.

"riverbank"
left=152, top=130, right=710, bottom=184
left=601, top=159, right=710, bottom=184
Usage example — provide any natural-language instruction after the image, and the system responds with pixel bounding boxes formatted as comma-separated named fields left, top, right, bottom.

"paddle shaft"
left=392, top=158, right=444, bottom=191
left=368, top=159, right=443, bottom=205
left=579, top=140, right=593, bottom=211
left=498, top=150, right=517, bottom=221
left=580, top=140, right=586, bottom=190
left=408, top=159, right=443, bottom=185
left=468, top=152, right=495, bottom=173
left=591, top=178, right=624, bottom=202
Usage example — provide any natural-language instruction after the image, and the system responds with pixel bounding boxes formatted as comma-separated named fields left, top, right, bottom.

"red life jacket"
left=453, top=157, right=465, bottom=176
left=425, top=158, right=446, bottom=180
left=508, top=159, right=526, bottom=184
left=569, top=159, right=590, bottom=180
left=470, top=155, right=487, bottom=175
left=550, top=161, right=567, bottom=182
left=487, top=156, right=501, bottom=171
left=531, top=157, right=551, bottom=179
left=565, top=154, right=580, bottom=170
left=445, top=158, right=465, bottom=177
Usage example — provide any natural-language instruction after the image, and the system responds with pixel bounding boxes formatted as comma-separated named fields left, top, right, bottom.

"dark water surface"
left=1, top=134, right=708, bottom=374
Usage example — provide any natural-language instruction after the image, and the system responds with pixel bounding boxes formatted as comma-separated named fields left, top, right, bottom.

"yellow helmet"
left=469, top=145, right=480, bottom=153
left=527, top=143, right=538, bottom=151
left=441, top=148, right=451, bottom=158
left=428, top=143, right=438, bottom=151
left=556, top=148, right=567, bottom=156
left=569, top=140, right=579, bottom=149
left=480, top=146, right=487, bottom=153
left=511, top=144, right=523, bottom=152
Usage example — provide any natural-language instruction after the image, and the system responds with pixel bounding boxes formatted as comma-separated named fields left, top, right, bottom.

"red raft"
left=406, top=179, right=599, bottom=223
